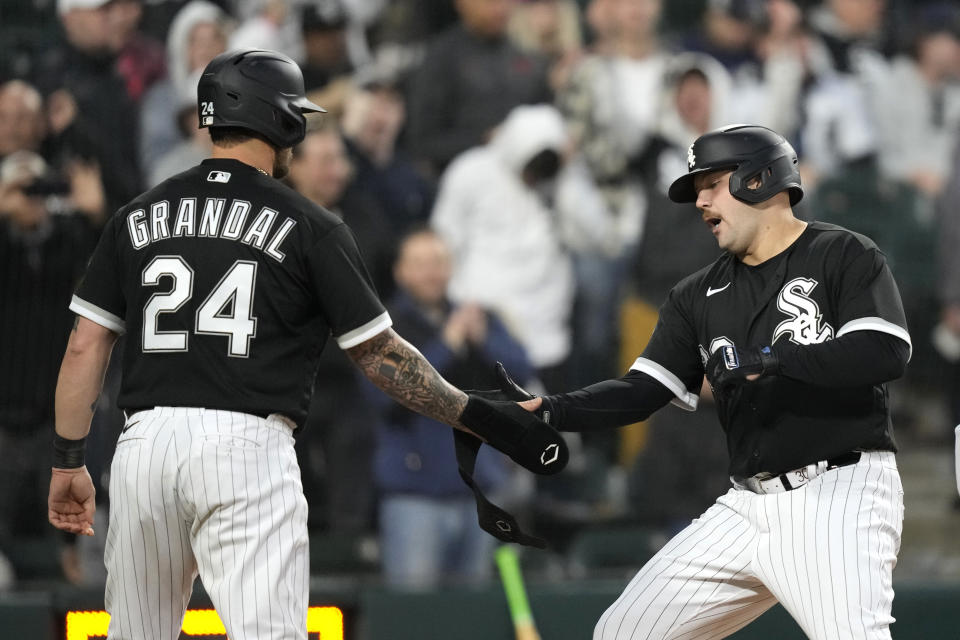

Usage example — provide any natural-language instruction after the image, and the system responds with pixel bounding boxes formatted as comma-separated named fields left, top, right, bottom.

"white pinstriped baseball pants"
left=595, top=451, right=903, bottom=640
left=104, top=407, right=309, bottom=640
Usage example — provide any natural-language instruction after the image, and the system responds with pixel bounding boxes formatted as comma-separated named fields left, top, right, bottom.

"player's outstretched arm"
left=346, top=327, right=468, bottom=428
left=48, top=316, right=118, bottom=537
left=496, top=363, right=675, bottom=433
left=347, top=329, right=567, bottom=475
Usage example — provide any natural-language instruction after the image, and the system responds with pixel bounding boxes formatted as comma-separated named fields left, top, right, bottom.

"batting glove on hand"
left=706, top=345, right=779, bottom=392
left=456, top=363, right=565, bottom=547
left=466, top=362, right=554, bottom=422
left=459, top=395, right=567, bottom=475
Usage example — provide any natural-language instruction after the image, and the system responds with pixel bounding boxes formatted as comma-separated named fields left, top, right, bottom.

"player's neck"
left=742, top=214, right=807, bottom=266
left=210, top=140, right=275, bottom=177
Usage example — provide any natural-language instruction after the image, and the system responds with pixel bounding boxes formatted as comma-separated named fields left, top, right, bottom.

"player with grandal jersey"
left=46, top=48, right=563, bottom=640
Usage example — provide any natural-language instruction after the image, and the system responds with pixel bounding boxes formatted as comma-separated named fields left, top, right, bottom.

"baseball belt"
left=733, top=451, right=862, bottom=494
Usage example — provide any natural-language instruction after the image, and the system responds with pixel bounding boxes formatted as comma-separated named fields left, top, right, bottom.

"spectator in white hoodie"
left=138, top=0, right=228, bottom=178
left=430, top=104, right=574, bottom=392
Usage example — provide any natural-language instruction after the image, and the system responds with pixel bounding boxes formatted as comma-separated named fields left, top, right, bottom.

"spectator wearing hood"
left=430, top=104, right=574, bottom=391
left=146, top=69, right=212, bottom=187
left=648, top=55, right=734, bottom=200
left=138, top=0, right=228, bottom=178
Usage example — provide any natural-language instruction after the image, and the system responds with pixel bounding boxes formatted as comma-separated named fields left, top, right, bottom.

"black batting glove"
left=706, top=345, right=779, bottom=392
left=465, top=362, right=553, bottom=423
left=456, top=362, right=565, bottom=546
left=459, top=395, right=567, bottom=474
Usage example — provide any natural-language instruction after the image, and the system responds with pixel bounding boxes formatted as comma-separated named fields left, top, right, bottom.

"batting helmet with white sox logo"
left=668, top=124, right=803, bottom=206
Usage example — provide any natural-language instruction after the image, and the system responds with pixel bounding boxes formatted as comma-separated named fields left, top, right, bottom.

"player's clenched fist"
left=706, top=344, right=780, bottom=392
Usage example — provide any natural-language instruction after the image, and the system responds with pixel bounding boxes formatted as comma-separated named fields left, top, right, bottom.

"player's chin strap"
left=453, top=429, right=547, bottom=549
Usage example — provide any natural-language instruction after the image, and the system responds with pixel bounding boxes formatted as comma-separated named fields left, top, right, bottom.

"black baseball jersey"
left=70, top=158, right=391, bottom=427
left=631, top=221, right=911, bottom=478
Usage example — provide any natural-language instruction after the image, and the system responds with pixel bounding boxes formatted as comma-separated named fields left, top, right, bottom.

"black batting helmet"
left=668, top=124, right=803, bottom=206
left=197, top=48, right=325, bottom=149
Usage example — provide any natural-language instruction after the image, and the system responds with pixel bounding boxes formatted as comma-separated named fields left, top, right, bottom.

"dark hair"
left=394, top=224, right=440, bottom=265
left=209, top=126, right=282, bottom=154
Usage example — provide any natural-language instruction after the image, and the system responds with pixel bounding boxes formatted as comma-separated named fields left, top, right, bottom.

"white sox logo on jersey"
left=773, top=277, right=834, bottom=345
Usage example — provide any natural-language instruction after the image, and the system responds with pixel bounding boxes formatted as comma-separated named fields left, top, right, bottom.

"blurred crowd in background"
left=1, top=0, right=959, bottom=591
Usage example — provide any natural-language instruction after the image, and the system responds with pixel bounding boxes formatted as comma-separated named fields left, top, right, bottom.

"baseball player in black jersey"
left=496, top=124, right=910, bottom=639
left=46, top=48, right=564, bottom=640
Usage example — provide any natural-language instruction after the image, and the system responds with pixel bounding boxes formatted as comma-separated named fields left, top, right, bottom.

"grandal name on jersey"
left=126, top=195, right=297, bottom=262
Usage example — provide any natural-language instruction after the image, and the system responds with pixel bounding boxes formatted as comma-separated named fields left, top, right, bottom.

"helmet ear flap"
left=729, top=153, right=802, bottom=205
left=669, top=125, right=803, bottom=205
left=270, top=106, right=306, bottom=148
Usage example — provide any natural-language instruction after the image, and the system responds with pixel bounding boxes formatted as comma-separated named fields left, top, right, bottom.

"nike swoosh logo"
left=706, top=283, right=731, bottom=297
left=121, top=419, right=142, bottom=435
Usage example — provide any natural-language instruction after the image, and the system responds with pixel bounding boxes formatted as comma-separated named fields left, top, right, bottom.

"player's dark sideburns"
left=273, top=148, right=293, bottom=179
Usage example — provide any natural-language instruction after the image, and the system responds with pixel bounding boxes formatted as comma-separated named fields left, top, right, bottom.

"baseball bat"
left=495, top=545, right=542, bottom=640
left=954, top=424, right=960, bottom=498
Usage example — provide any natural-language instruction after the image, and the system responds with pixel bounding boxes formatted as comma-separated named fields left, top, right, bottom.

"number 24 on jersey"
left=142, top=256, right=258, bottom=357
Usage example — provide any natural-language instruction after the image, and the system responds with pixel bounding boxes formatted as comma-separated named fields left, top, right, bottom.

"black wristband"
left=53, top=433, right=87, bottom=469
left=758, top=345, right=780, bottom=375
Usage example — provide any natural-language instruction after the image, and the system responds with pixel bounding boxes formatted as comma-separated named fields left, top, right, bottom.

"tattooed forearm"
left=347, top=328, right=468, bottom=427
